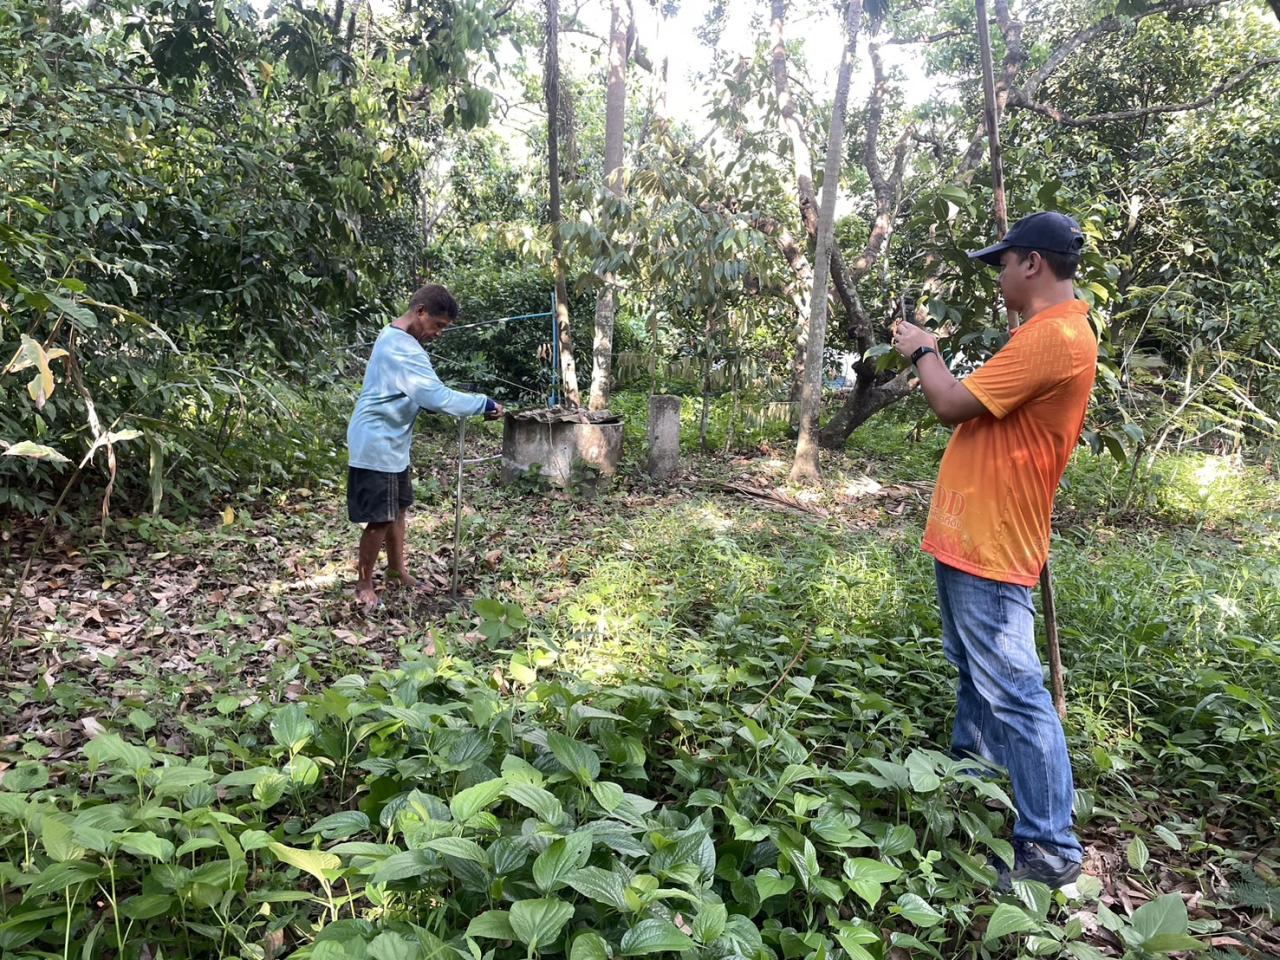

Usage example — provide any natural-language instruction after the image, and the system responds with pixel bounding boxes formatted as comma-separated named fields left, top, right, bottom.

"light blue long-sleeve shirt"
left=347, top=326, right=489, bottom=472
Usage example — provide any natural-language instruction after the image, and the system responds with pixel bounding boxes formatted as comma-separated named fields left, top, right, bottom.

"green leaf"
left=895, top=893, right=944, bottom=928
left=533, top=832, right=593, bottom=892
left=270, top=704, right=315, bottom=753
left=754, top=869, right=795, bottom=900
left=368, top=932, right=418, bottom=960
left=1152, top=825, right=1182, bottom=851
left=41, top=816, right=84, bottom=862
left=567, top=865, right=631, bottom=911
left=692, top=903, right=727, bottom=944
left=466, top=910, right=516, bottom=940
left=590, top=780, right=625, bottom=812
left=450, top=778, right=508, bottom=824
left=118, top=832, right=175, bottom=861
left=619, top=918, right=695, bottom=955
left=1130, top=893, right=1190, bottom=946
left=843, top=857, right=903, bottom=884
left=24, top=860, right=101, bottom=897
left=2, top=440, right=70, bottom=463
left=371, top=849, right=434, bottom=884
left=548, top=732, right=601, bottom=783
left=879, top=824, right=916, bottom=857
left=509, top=897, right=574, bottom=950
left=570, top=932, right=611, bottom=960
left=504, top=782, right=566, bottom=824
left=984, top=903, right=1038, bottom=941
left=1141, top=933, right=1204, bottom=953
left=84, top=733, right=152, bottom=773
left=305, top=811, right=370, bottom=841
left=120, top=894, right=174, bottom=920
left=268, top=842, right=339, bottom=888
left=424, top=836, right=488, bottom=863
left=1127, top=836, right=1150, bottom=872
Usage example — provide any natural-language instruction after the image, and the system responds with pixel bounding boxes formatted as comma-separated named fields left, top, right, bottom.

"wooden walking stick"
left=975, top=0, right=1067, bottom=719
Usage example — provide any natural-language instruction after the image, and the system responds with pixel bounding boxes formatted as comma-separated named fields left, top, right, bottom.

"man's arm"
left=891, top=320, right=988, bottom=426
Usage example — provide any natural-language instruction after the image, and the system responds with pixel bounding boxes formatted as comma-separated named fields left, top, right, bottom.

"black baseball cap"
left=968, top=211, right=1085, bottom=267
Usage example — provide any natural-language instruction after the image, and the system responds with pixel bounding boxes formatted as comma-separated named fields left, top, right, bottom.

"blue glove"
left=483, top=398, right=497, bottom=415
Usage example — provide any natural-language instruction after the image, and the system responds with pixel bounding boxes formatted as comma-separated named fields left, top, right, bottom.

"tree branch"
left=1011, top=56, right=1280, bottom=126
left=1022, top=0, right=1234, bottom=100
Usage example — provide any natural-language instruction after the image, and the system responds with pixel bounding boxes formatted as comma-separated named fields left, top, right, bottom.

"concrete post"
left=647, top=394, right=681, bottom=479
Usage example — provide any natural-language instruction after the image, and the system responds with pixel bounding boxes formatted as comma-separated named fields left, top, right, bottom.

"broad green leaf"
left=270, top=704, right=315, bottom=753
left=305, top=811, right=370, bottom=841
left=754, top=869, right=795, bottom=900
left=548, top=732, right=601, bottom=783
left=504, top=782, right=565, bottom=824
left=24, top=860, right=101, bottom=897
left=368, top=932, right=417, bottom=960
left=533, top=832, right=593, bottom=892
left=2, top=441, right=69, bottom=463
left=590, top=780, right=625, bottom=812
left=879, top=824, right=916, bottom=857
left=239, top=829, right=272, bottom=852
left=692, top=903, right=727, bottom=943
left=1152, top=825, right=1182, bottom=851
left=568, top=865, right=631, bottom=911
left=84, top=733, right=152, bottom=774
left=1130, top=893, right=1190, bottom=945
left=843, top=857, right=903, bottom=884
left=570, top=932, right=611, bottom=960
left=371, top=849, right=434, bottom=884
left=984, top=903, right=1039, bottom=941
left=450, top=778, right=508, bottom=824
left=41, top=817, right=84, bottom=862
left=268, top=842, right=339, bottom=888
left=424, top=836, right=488, bottom=863
left=619, top=918, right=695, bottom=955
left=467, top=910, right=516, bottom=940
left=120, top=894, right=174, bottom=920
left=509, top=897, right=574, bottom=950
left=118, top=832, right=175, bottom=861
left=1127, top=836, right=1150, bottom=872
left=895, top=892, right=944, bottom=928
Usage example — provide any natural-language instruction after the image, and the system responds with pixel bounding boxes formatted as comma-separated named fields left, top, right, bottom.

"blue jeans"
left=935, top=560, right=1082, bottom=862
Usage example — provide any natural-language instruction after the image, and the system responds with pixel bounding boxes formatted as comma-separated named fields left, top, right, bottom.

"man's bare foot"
left=386, top=569, right=423, bottom=591
left=355, top=584, right=380, bottom=608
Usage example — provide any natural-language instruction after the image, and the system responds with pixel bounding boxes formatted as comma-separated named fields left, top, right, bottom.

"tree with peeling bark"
left=544, top=0, right=582, bottom=407
left=790, top=0, right=863, bottom=482
left=587, top=0, right=629, bottom=411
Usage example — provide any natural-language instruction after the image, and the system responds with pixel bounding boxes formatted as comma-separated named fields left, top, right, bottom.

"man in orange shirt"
left=892, top=212, right=1096, bottom=892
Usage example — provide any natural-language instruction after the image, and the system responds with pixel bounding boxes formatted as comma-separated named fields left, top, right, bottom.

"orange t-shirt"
left=922, top=299, right=1098, bottom=586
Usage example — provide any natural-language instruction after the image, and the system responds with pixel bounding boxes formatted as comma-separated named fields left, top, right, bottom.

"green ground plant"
left=2, top=403, right=1277, bottom=958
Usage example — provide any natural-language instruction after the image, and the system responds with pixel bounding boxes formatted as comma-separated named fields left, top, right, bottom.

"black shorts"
left=347, top=466, right=413, bottom=524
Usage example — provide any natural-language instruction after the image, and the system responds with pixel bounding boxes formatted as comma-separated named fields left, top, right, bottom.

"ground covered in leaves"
left=1, top=409, right=1278, bottom=959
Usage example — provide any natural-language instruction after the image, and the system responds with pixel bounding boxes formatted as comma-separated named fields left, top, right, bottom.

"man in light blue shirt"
left=347, top=284, right=502, bottom=607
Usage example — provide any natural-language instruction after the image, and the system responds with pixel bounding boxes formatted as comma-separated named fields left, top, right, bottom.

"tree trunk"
left=790, top=0, right=862, bottom=483
left=770, top=0, right=816, bottom=429
left=817, top=368, right=913, bottom=447
left=545, top=0, right=581, bottom=405
left=588, top=0, right=628, bottom=411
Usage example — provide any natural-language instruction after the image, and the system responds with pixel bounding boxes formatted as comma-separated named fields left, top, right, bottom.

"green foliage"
left=0, top=0, right=505, bottom=516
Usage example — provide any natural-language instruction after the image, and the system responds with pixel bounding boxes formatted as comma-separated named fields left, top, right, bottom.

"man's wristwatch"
left=910, top=345, right=937, bottom=366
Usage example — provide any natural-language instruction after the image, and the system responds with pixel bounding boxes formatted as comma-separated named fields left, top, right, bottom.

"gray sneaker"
left=994, top=841, right=1082, bottom=893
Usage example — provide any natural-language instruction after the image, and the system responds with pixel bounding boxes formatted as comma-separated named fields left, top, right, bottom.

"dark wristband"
left=910, top=345, right=937, bottom=366
left=483, top=398, right=497, bottom=414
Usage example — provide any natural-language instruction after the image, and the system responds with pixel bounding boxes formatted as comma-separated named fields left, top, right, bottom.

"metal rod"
left=443, top=312, right=554, bottom=333
left=550, top=289, right=560, bottom=408
left=450, top=416, right=468, bottom=599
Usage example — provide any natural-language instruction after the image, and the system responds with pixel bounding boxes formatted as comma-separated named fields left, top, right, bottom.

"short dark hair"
left=1010, top=247, right=1080, bottom=281
left=408, top=284, right=458, bottom=319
